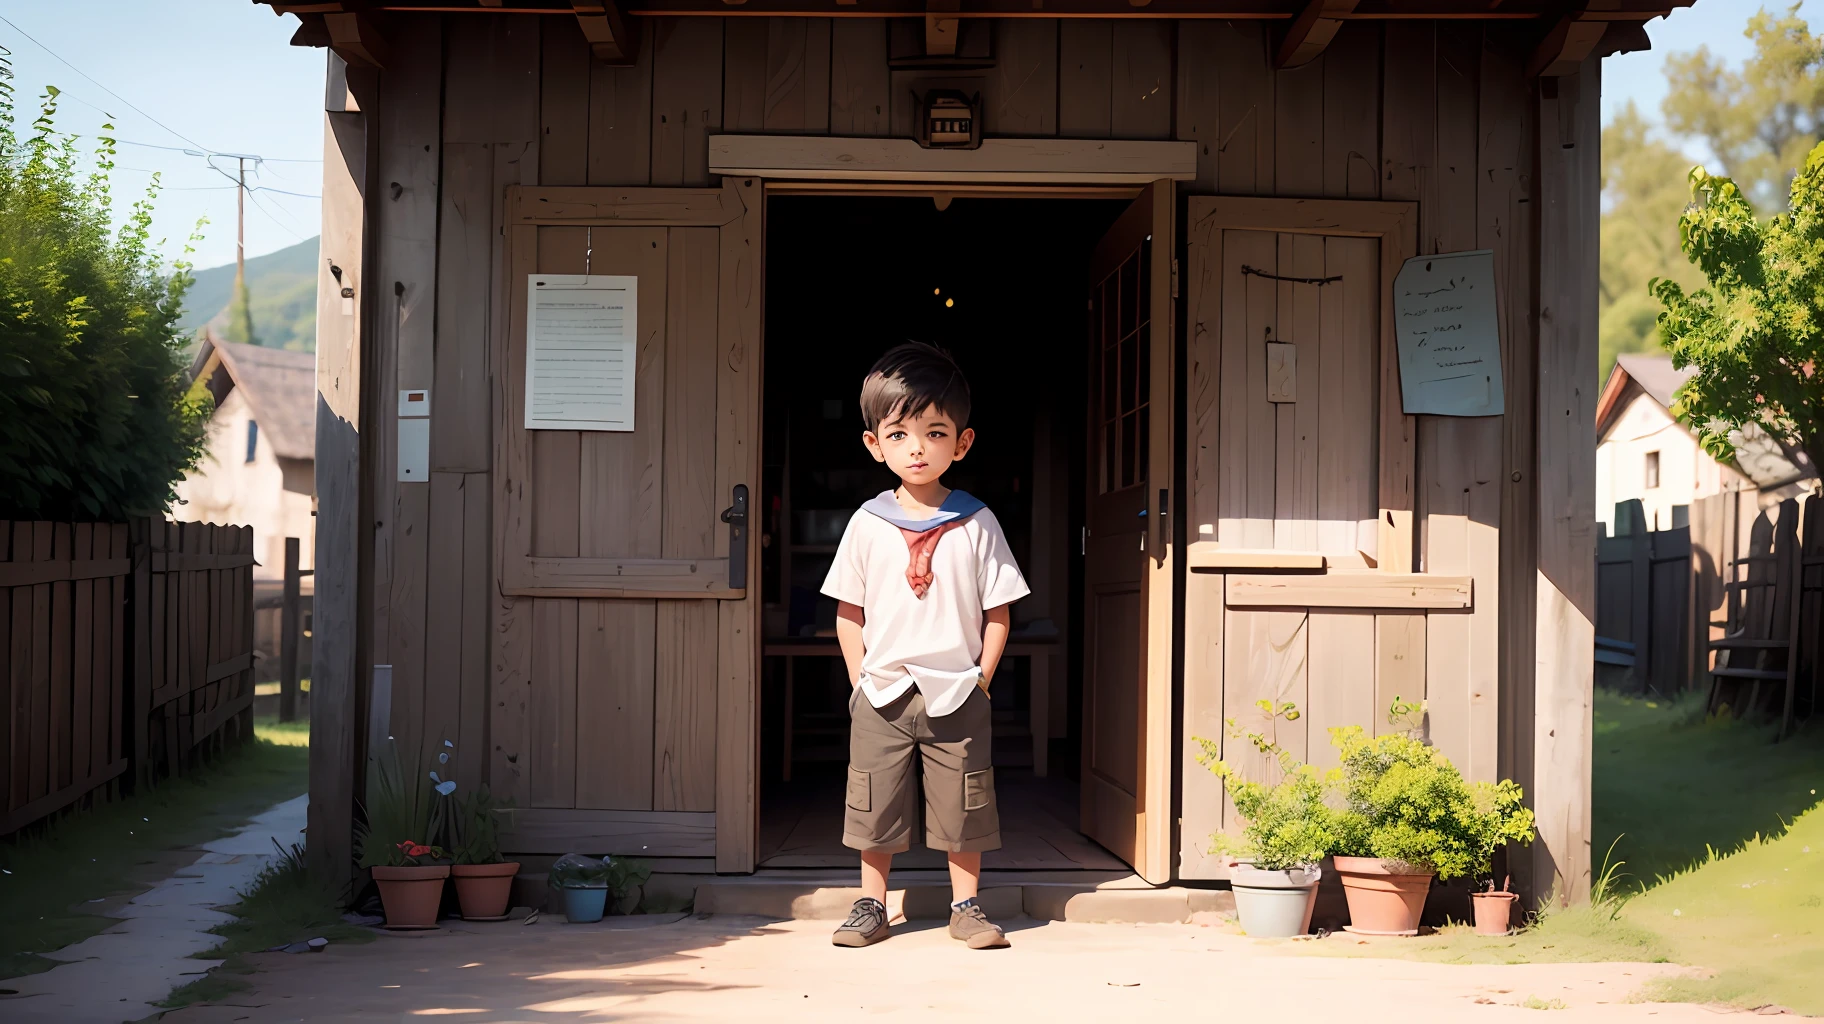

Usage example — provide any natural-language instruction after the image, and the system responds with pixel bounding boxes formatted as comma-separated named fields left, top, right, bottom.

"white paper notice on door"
left=1393, top=250, right=1504, bottom=417
left=524, top=274, right=638, bottom=431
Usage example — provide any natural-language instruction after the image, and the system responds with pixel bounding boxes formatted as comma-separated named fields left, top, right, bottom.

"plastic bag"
left=548, top=853, right=610, bottom=889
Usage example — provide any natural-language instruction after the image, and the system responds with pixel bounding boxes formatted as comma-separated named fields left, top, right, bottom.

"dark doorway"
left=756, top=193, right=1129, bottom=870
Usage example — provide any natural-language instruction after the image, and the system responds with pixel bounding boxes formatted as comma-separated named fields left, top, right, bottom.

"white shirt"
left=820, top=498, right=1030, bottom=718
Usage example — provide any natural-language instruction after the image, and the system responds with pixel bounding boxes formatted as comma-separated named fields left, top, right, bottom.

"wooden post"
left=308, top=53, right=378, bottom=888
left=1532, top=59, right=1600, bottom=908
left=128, top=518, right=152, bottom=794
left=281, top=537, right=301, bottom=723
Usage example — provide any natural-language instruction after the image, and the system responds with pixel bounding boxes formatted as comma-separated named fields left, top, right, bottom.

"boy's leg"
left=946, top=850, right=980, bottom=902
left=920, top=688, right=1009, bottom=948
left=860, top=849, right=893, bottom=904
left=836, top=688, right=916, bottom=948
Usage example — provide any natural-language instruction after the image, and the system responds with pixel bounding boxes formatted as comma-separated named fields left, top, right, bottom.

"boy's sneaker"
left=832, top=897, right=890, bottom=947
left=948, top=898, right=1010, bottom=949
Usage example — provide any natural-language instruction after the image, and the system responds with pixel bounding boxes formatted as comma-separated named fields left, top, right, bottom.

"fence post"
left=127, top=519, right=151, bottom=793
left=281, top=537, right=301, bottom=723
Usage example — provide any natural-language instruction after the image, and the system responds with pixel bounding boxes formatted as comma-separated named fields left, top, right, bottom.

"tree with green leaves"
left=1600, top=103, right=1706, bottom=376
left=1663, top=4, right=1824, bottom=213
left=0, top=70, right=211, bottom=520
left=1600, top=4, right=1824, bottom=379
left=1651, top=142, right=1824, bottom=467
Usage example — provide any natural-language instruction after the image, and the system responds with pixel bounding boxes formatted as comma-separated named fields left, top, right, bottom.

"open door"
left=1081, top=180, right=1176, bottom=883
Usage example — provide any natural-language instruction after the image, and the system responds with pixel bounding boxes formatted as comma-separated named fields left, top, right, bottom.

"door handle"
left=721, top=484, right=749, bottom=590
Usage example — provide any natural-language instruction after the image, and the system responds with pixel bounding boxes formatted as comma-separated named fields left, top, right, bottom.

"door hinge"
left=1170, top=257, right=1180, bottom=299
left=720, top=484, right=749, bottom=590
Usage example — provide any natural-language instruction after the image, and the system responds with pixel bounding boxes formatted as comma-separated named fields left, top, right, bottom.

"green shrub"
left=1197, top=699, right=1343, bottom=870
left=0, top=70, right=209, bottom=519
left=1330, top=726, right=1535, bottom=881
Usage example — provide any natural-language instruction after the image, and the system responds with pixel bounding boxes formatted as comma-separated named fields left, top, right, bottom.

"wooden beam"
left=260, top=0, right=1698, bottom=17
left=1276, top=0, right=1360, bottom=69
left=708, top=135, right=1198, bottom=183
left=324, top=11, right=389, bottom=68
left=1526, top=1, right=1619, bottom=78
left=926, top=0, right=960, bottom=56
left=1226, top=572, right=1473, bottom=609
left=573, top=1, right=639, bottom=65
left=1186, top=543, right=1327, bottom=571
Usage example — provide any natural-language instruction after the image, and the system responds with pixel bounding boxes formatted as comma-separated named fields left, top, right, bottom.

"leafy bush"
left=1330, top=726, right=1535, bottom=881
left=0, top=70, right=210, bottom=519
left=1197, top=699, right=1343, bottom=871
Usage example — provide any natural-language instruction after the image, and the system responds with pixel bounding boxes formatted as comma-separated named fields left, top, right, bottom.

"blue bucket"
left=561, top=885, right=608, bottom=923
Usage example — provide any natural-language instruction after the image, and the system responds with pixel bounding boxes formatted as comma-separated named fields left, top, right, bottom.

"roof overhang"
left=255, top=0, right=1699, bottom=73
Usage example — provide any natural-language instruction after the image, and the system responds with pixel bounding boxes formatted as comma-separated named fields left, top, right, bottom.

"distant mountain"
left=177, top=236, right=319, bottom=353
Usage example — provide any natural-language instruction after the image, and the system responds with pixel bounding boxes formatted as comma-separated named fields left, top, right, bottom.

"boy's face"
left=862, top=404, right=974, bottom=489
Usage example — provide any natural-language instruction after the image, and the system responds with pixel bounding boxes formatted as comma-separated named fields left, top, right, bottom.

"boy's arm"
left=979, top=604, right=1012, bottom=689
left=835, top=601, right=866, bottom=687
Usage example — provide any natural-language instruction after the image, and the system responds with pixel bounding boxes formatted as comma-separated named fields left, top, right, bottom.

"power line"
left=0, top=13, right=212, bottom=153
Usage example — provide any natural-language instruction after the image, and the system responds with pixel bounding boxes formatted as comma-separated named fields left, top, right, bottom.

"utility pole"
left=236, top=155, right=246, bottom=289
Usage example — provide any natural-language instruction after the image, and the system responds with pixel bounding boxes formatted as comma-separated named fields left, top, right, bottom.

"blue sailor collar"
left=860, top=489, right=985, bottom=533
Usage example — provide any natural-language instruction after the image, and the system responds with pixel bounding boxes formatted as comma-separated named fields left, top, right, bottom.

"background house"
left=1595, top=353, right=1816, bottom=536
left=176, top=334, right=316, bottom=683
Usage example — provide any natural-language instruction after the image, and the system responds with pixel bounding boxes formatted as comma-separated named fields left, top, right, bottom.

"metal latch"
left=720, top=484, right=749, bottom=590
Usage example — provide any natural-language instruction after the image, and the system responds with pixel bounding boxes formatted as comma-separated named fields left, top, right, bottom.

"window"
left=1644, top=450, right=1660, bottom=489
left=245, top=420, right=260, bottom=464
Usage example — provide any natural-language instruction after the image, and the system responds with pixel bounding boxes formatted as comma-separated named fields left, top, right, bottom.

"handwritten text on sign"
left=524, top=274, right=638, bottom=431
left=1393, top=250, right=1504, bottom=417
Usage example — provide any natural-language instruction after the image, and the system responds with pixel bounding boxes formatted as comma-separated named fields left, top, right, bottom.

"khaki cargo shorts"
left=843, top=685, right=1001, bottom=854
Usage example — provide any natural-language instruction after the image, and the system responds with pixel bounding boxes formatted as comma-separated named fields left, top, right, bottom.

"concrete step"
left=689, top=876, right=1236, bottom=924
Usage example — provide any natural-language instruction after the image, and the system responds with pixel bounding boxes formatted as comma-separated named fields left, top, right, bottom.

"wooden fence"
left=1, top=519, right=255, bottom=835
left=1595, top=502, right=1695, bottom=696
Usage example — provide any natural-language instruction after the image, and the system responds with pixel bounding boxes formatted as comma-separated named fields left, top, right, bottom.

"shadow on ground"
left=1591, top=691, right=1824, bottom=888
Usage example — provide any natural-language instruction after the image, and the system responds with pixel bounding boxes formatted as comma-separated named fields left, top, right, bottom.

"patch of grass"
left=1622, top=801, right=1824, bottom=1015
left=1303, top=901, right=1672, bottom=967
left=1593, top=690, right=1824, bottom=888
left=160, top=841, right=372, bottom=1009
left=0, top=730, right=308, bottom=980
left=255, top=714, right=310, bottom=748
left=1522, top=995, right=1567, bottom=1010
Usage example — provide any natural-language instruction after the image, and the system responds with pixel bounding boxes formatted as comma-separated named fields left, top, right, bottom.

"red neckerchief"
left=899, top=520, right=967, bottom=599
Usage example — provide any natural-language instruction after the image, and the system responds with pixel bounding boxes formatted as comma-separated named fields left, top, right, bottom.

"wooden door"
left=1177, top=197, right=1421, bottom=880
left=1081, top=180, right=1175, bottom=884
left=491, top=179, right=764, bottom=873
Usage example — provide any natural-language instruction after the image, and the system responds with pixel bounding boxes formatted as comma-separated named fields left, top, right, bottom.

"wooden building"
left=264, top=0, right=1700, bottom=906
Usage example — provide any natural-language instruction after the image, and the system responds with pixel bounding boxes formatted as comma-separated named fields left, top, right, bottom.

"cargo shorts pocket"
left=846, top=767, right=871, bottom=812
left=963, top=768, right=994, bottom=812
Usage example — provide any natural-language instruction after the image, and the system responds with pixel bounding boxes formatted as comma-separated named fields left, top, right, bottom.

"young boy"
left=820, top=342, right=1029, bottom=950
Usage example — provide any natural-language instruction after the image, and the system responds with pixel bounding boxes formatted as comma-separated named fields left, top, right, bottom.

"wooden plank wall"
left=355, top=13, right=1556, bottom=881
left=1175, top=21, right=1539, bottom=878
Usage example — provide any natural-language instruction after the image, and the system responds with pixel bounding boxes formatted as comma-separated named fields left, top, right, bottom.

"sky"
left=0, top=1, right=1813, bottom=273
left=0, top=1, right=324, bottom=271
left=1604, top=0, right=1824, bottom=162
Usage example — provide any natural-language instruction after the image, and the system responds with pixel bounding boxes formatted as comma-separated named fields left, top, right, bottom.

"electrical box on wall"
left=398, top=389, right=429, bottom=482
left=914, top=90, right=981, bottom=150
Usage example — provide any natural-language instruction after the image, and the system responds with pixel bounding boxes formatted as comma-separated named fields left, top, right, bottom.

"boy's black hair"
left=859, top=342, right=972, bottom=434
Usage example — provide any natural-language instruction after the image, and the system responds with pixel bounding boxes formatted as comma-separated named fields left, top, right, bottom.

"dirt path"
left=158, top=913, right=1747, bottom=1023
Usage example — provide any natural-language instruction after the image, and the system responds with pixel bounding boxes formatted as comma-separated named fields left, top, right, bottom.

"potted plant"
left=1197, top=700, right=1337, bottom=938
left=549, top=854, right=612, bottom=923
left=448, top=783, right=520, bottom=921
left=356, top=740, right=449, bottom=929
left=1328, top=698, right=1536, bottom=936
left=1473, top=877, right=1520, bottom=936
left=604, top=856, right=653, bottom=916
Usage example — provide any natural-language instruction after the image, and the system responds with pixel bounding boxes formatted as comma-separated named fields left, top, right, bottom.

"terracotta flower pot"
left=1333, top=856, right=1433, bottom=936
left=373, top=864, right=450, bottom=929
left=451, top=861, right=521, bottom=920
left=1471, top=890, right=1518, bottom=936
